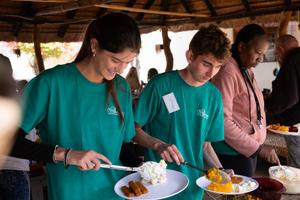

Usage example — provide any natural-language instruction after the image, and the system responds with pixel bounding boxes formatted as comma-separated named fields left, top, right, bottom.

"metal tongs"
left=100, top=164, right=140, bottom=172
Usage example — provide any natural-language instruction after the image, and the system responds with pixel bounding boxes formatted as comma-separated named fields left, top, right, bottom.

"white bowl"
left=269, top=166, right=300, bottom=194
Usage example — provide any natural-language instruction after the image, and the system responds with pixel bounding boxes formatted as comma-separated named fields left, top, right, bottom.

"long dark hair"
left=74, top=12, right=141, bottom=124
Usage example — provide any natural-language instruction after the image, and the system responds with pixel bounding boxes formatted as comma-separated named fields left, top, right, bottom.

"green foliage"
left=18, top=42, right=63, bottom=58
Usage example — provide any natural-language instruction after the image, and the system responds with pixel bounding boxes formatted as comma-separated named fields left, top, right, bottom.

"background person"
left=211, top=24, right=280, bottom=177
left=266, top=34, right=300, bottom=168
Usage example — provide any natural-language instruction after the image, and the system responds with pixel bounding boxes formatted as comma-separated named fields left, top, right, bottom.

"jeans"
left=0, top=170, right=30, bottom=200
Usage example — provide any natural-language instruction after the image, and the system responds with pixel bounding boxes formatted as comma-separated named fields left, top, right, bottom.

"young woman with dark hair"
left=212, top=24, right=279, bottom=176
left=10, top=12, right=141, bottom=200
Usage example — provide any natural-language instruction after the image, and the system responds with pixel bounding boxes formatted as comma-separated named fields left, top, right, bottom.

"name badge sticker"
left=162, top=92, right=180, bottom=113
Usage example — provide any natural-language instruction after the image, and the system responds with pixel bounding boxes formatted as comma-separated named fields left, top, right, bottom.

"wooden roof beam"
left=285, top=0, right=291, bottom=6
left=94, top=4, right=207, bottom=18
left=135, top=0, right=155, bottom=21
left=203, top=0, right=217, bottom=16
left=241, top=0, right=255, bottom=20
left=164, top=2, right=300, bottom=26
left=35, top=0, right=109, bottom=16
left=180, top=0, right=192, bottom=13
left=123, top=0, right=137, bottom=14
left=126, top=0, right=137, bottom=7
left=57, top=10, right=77, bottom=38
left=160, top=0, right=169, bottom=22
left=241, top=0, right=251, bottom=12
left=12, top=2, right=34, bottom=37
left=96, top=8, right=107, bottom=18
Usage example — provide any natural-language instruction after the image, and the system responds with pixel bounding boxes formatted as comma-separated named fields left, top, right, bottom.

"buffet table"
left=264, top=130, right=288, bottom=159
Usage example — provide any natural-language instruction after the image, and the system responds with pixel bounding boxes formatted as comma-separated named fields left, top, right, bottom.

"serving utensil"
left=100, top=164, right=140, bottom=172
left=183, top=161, right=231, bottom=183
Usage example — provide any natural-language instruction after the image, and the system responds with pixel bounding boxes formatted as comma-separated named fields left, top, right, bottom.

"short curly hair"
left=189, top=24, right=231, bottom=60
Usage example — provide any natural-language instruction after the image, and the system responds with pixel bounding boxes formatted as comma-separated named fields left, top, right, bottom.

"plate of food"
left=114, top=169, right=188, bottom=200
left=196, top=174, right=258, bottom=195
left=267, top=124, right=300, bottom=136
left=114, top=160, right=188, bottom=200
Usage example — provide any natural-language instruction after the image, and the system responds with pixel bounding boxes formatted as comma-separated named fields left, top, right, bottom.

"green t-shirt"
left=21, top=63, right=135, bottom=200
left=134, top=71, right=224, bottom=199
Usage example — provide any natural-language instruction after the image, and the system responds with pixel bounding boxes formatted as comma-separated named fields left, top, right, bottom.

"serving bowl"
left=250, top=177, right=285, bottom=200
left=269, top=165, right=300, bottom=194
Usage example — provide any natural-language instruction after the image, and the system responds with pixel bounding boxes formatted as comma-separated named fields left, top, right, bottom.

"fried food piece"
left=231, top=176, right=243, bottom=184
left=121, top=186, right=134, bottom=197
left=129, top=181, right=142, bottom=196
left=136, top=181, right=148, bottom=194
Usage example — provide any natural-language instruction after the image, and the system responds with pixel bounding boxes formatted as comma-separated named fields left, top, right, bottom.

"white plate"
left=114, top=169, right=189, bottom=200
left=196, top=175, right=258, bottom=195
left=267, top=125, right=300, bottom=136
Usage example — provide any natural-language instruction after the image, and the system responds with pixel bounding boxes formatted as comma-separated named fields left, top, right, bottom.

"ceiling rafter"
left=241, top=0, right=251, bottom=12
left=241, top=0, right=255, bottom=20
left=180, top=0, right=192, bottom=13
left=285, top=0, right=291, bottom=6
left=57, top=10, right=77, bottom=38
left=160, top=0, right=169, bottom=22
left=135, top=0, right=155, bottom=21
left=11, top=2, right=34, bottom=37
left=203, top=0, right=217, bottom=16
left=96, top=8, right=107, bottom=18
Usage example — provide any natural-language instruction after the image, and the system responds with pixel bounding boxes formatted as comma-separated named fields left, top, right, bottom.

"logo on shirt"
left=196, top=108, right=209, bottom=119
left=106, top=106, right=120, bottom=116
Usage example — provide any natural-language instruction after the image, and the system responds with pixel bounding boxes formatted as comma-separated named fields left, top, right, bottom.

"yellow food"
left=207, top=168, right=223, bottom=182
left=270, top=124, right=289, bottom=132
left=207, top=181, right=233, bottom=193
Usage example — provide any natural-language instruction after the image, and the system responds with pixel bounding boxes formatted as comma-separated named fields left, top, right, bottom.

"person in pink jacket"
left=211, top=24, right=280, bottom=176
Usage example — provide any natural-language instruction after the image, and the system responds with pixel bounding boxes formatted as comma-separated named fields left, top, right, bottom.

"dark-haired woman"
left=211, top=24, right=279, bottom=176
left=10, top=12, right=141, bottom=200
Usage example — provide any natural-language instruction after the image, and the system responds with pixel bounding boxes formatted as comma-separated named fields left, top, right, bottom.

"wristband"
left=64, top=148, right=72, bottom=169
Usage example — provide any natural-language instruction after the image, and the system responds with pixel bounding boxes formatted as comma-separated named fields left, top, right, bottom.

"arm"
left=203, top=142, right=222, bottom=168
left=133, top=125, right=184, bottom=165
left=10, top=128, right=111, bottom=170
left=259, top=145, right=280, bottom=164
left=212, top=68, right=260, bottom=157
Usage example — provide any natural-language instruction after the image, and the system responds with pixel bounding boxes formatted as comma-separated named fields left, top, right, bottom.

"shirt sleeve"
left=212, top=69, right=259, bottom=157
left=134, top=80, right=160, bottom=126
left=206, top=91, right=225, bottom=142
left=122, top=82, right=136, bottom=142
left=266, top=51, right=300, bottom=114
left=20, top=74, right=50, bottom=134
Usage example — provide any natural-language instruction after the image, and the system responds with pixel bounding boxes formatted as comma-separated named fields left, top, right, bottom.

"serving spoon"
left=182, top=161, right=231, bottom=184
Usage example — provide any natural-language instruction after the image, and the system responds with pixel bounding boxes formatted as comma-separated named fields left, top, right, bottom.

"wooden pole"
left=95, top=4, right=208, bottom=18
left=33, top=24, right=45, bottom=73
left=161, top=26, right=173, bottom=72
left=278, top=11, right=292, bottom=36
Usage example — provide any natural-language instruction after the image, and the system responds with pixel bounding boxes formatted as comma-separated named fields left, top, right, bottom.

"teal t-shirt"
left=134, top=71, right=224, bottom=199
left=21, top=63, right=135, bottom=200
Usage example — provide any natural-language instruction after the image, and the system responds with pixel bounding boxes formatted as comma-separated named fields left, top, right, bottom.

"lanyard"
left=241, top=67, right=262, bottom=128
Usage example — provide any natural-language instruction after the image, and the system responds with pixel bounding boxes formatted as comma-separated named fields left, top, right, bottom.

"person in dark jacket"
left=266, top=34, right=300, bottom=167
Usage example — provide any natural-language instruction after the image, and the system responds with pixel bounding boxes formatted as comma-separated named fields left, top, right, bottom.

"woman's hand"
left=55, top=148, right=112, bottom=171
left=259, top=146, right=280, bottom=164
left=153, top=142, right=184, bottom=165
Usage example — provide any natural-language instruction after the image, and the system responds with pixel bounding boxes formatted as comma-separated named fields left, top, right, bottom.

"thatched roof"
left=1, top=0, right=300, bottom=42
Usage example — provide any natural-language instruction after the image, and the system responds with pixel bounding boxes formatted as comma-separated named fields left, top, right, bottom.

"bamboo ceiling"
left=1, top=0, right=300, bottom=42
